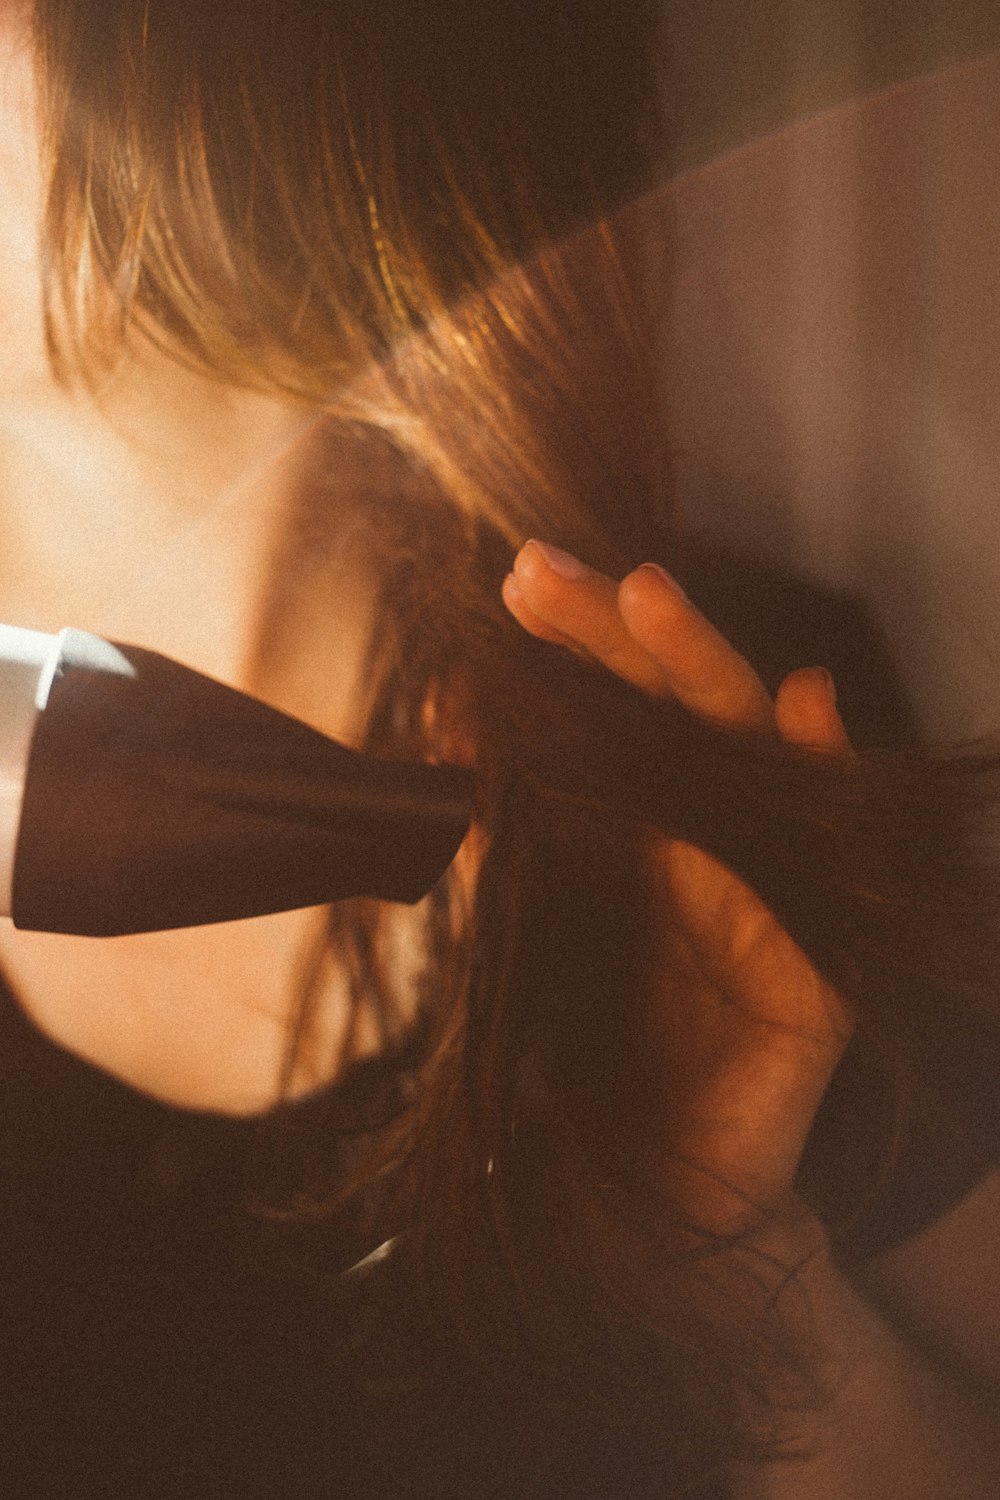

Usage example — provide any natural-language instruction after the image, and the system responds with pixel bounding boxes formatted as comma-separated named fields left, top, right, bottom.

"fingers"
left=504, top=541, right=775, bottom=731
left=503, top=541, right=857, bottom=758
left=617, top=563, right=775, bottom=732
left=774, top=668, right=855, bottom=758
left=502, top=542, right=678, bottom=696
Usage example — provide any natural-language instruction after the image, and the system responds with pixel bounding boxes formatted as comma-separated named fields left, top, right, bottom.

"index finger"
left=618, top=564, right=775, bottom=732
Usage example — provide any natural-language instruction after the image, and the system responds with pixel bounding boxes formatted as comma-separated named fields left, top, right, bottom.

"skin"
left=0, top=6, right=991, bottom=1485
left=502, top=538, right=854, bottom=1227
left=504, top=540, right=1000, bottom=1495
left=502, top=541, right=1000, bottom=1403
left=0, top=9, right=382, bottom=1112
left=0, top=5, right=861, bottom=1144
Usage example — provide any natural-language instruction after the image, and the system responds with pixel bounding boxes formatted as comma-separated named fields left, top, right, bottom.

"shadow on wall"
left=646, top=3, right=1000, bottom=746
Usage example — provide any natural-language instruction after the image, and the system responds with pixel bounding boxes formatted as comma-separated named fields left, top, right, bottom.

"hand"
left=502, top=540, right=856, bottom=1236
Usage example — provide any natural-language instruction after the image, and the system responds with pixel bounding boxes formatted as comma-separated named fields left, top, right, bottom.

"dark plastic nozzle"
left=7, top=628, right=474, bottom=936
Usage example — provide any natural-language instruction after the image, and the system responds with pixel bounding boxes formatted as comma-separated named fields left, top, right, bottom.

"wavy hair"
left=29, top=1, right=1000, bottom=1491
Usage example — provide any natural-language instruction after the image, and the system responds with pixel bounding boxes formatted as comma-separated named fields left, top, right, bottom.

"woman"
left=0, top=1, right=998, bottom=1494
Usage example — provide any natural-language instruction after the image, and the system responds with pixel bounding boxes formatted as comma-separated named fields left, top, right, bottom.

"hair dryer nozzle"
left=0, top=627, right=474, bottom=936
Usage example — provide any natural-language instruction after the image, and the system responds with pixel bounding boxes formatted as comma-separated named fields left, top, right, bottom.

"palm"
left=649, top=832, right=852, bottom=1230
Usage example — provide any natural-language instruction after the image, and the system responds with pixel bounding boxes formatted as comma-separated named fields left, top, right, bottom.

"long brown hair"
left=29, top=1, right=1000, bottom=1491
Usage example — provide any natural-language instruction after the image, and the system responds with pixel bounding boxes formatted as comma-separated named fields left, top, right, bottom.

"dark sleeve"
left=676, top=538, right=1000, bottom=1262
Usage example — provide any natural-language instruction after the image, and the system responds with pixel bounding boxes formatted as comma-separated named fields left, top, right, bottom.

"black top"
left=0, top=975, right=687, bottom=1499
left=2, top=960, right=999, bottom=1499
left=0, top=547, right=997, bottom=1497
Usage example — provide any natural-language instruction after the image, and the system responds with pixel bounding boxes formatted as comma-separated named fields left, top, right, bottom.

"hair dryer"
left=0, top=625, right=474, bottom=936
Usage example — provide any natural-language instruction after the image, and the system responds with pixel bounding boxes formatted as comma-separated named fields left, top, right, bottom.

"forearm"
left=731, top=1216, right=1000, bottom=1499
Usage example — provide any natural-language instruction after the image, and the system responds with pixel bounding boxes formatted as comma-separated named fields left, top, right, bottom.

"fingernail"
left=524, top=539, right=589, bottom=580
left=636, top=562, right=689, bottom=603
left=816, top=667, right=837, bottom=704
left=501, top=572, right=526, bottom=610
